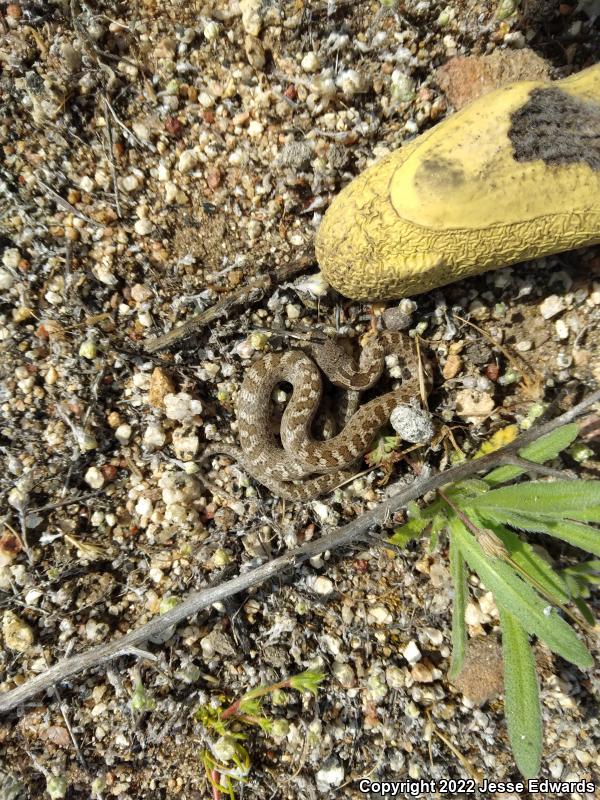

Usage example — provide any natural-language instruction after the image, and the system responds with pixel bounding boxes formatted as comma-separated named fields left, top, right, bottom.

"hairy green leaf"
left=474, top=517, right=571, bottom=604
left=389, top=517, right=429, bottom=547
left=573, top=598, right=596, bottom=626
left=564, top=507, right=600, bottom=523
left=448, top=535, right=468, bottom=680
left=561, top=560, right=600, bottom=579
left=450, top=519, right=592, bottom=668
left=499, top=608, right=542, bottom=778
left=484, top=423, right=580, bottom=486
left=477, top=510, right=600, bottom=558
left=470, top=480, right=600, bottom=517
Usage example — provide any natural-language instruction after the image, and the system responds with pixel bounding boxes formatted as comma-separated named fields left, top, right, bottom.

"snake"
left=202, top=331, right=429, bottom=501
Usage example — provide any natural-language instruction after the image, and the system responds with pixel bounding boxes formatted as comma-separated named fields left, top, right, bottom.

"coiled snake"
left=203, top=331, right=429, bottom=501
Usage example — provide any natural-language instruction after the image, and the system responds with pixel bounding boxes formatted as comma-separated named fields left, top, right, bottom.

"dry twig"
left=143, top=257, right=313, bottom=352
left=0, top=389, right=597, bottom=715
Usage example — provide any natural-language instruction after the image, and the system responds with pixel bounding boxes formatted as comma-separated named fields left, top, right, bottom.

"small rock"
left=278, top=140, right=314, bottom=170
left=143, top=422, right=166, bottom=450
left=164, top=392, right=203, bottom=421
left=240, top=0, right=263, bottom=36
left=382, top=298, right=416, bottom=330
left=286, top=303, right=301, bottom=320
left=411, top=662, right=434, bottom=683
left=121, top=174, right=140, bottom=193
left=172, top=429, right=199, bottom=459
left=2, top=247, right=20, bottom=269
left=442, top=353, right=463, bottom=379
left=455, top=389, right=495, bottom=423
left=403, top=640, right=421, bottom=664
left=391, top=70, right=415, bottom=103
left=178, top=149, right=199, bottom=173
left=516, top=339, right=533, bottom=352
left=332, top=661, right=356, bottom=688
left=465, top=601, right=484, bottom=626
left=504, top=30, right=526, bottom=48
left=390, top=404, right=435, bottom=443
left=312, top=575, right=334, bottom=596
left=203, top=21, right=220, bottom=41
left=245, top=35, right=265, bottom=69
left=0, top=530, right=22, bottom=566
left=367, top=605, right=393, bottom=625
left=78, top=339, right=97, bottom=360
left=200, top=630, right=236, bottom=659
left=316, top=759, right=345, bottom=791
left=336, top=69, right=367, bottom=97
left=206, top=166, right=221, bottom=190
left=115, top=424, right=132, bottom=444
left=540, top=294, right=566, bottom=319
left=555, top=319, right=569, bottom=340
left=84, top=467, right=104, bottom=489
left=134, top=218, right=153, bottom=236
left=386, top=665, right=406, bottom=690
left=0, top=269, right=15, bottom=290
left=148, top=367, right=176, bottom=409
left=301, top=52, right=320, bottom=72
left=247, top=120, right=264, bottom=137
left=3, top=610, right=35, bottom=652
left=131, top=283, right=152, bottom=303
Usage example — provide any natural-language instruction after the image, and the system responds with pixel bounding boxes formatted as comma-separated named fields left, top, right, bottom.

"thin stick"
left=499, top=455, right=576, bottom=481
left=0, top=389, right=597, bottom=715
left=143, top=257, right=313, bottom=352
left=103, top=97, right=122, bottom=219
left=34, top=174, right=101, bottom=228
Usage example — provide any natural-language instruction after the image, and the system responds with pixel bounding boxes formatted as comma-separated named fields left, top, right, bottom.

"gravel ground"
left=0, top=1, right=599, bottom=798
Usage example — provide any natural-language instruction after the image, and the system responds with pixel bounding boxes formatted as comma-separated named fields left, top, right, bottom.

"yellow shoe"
left=316, top=62, right=600, bottom=301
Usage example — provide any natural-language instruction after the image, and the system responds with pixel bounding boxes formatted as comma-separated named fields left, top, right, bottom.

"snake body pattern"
left=204, top=332, right=427, bottom=501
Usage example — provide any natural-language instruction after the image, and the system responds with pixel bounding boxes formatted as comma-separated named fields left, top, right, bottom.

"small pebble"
left=240, top=0, right=263, bottom=36
left=332, top=661, right=356, bottom=688
left=315, top=760, right=345, bottom=791
left=455, top=389, right=495, bottom=423
left=115, top=424, right=132, bottom=444
left=177, top=149, right=199, bottom=173
left=442, top=353, right=463, bottom=379
left=2, top=248, right=20, bottom=269
left=403, top=640, right=422, bottom=664
left=134, top=218, right=154, bottom=236
left=85, top=467, right=105, bottom=489
left=390, top=404, right=435, bottom=443
left=411, top=662, right=434, bottom=683
left=312, top=575, right=334, bottom=596
left=148, top=367, right=176, bottom=409
left=164, top=392, right=203, bottom=421
left=555, top=319, right=569, bottom=340
left=2, top=610, right=35, bottom=652
left=540, top=294, right=566, bottom=319
left=516, top=339, right=533, bottom=352
left=367, top=605, right=393, bottom=625
left=143, top=423, right=166, bottom=450
left=131, top=283, right=152, bottom=303
left=301, top=52, right=320, bottom=72
left=121, top=174, right=140, bottom=192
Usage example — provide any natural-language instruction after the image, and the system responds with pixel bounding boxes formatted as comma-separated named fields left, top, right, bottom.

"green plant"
left=390, top=422, right=600, bottom=778
left=196, top=670, right=324, bottom=800
left=496, top=0, right=520, bottom=20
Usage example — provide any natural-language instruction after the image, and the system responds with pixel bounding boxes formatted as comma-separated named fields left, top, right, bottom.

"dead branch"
left=143, top=256, right=313, bottom=352
left=0, top=388, right=597, bottom=715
